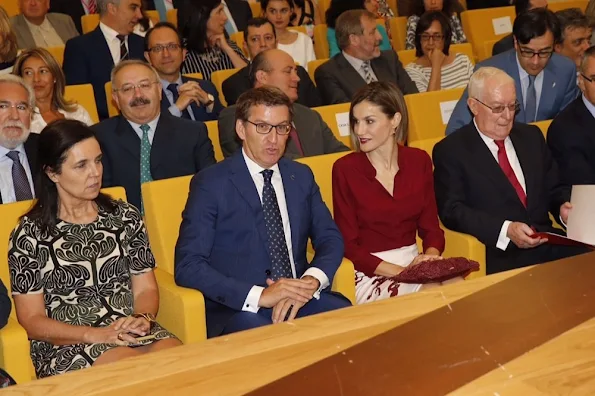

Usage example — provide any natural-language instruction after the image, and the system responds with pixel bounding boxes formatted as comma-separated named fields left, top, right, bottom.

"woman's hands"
left=83, top=316, right=151, bottom=346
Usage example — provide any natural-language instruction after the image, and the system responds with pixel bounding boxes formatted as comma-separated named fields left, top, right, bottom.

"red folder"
left=531, top=232, right=595, bottom=250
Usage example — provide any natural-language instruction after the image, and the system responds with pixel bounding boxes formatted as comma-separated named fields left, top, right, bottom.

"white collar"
left=0, top=142, right=26, bottom=158
left=127, top=113, right=160, bottom=131
left=99, top=22, right=122, bottom=41
left=242, top=148, right=280, bottom=178
left=342, top=50, right=367, bottom=71
left=473, top=118, right=510, bottom=146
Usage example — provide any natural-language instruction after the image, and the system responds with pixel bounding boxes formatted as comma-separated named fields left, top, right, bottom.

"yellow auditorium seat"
left=386, top=0, right=397, bottom=15
left=145, top=10, right=160, bottom=25
left=81, top=14, right=99, bottom=34
left=481, top=39, right=499, bottom=61
left=548, top=0, right=588, bottom=12
left=396, top=43, right=475, bottom=67
left=313, top=24, right=329, bottom=59
left=389, top=16, right=408, bottom=51
left=405, top=87, right=465, bottom=142
left=141, top=177, right=208, bottom=343
left=46, top=46, right=65, bottom=67
left=64, top=84, right=100, bottom=124
left=204, top=120, right=224, bottom=162
left=530, top=119, right=552, bottom=139
left=461, top=6, right=515, bottom=62
left=249, top=0, right=262, bottom=17
left=0, top=0, right=19, bottom=16
left=312, top=103, right=353, bottom=149
left=166, top=9, right=177, bottom=26
left=408, top=137, right=442, bottom=158
left=210, top=68, right=240, bottom=107
left=296, top=152, right=358, bottom=304
left=106, top=73, right=203, bottom=118
left=230, top=31, right=246, bottom=56
left=318, top=0, right=330, bottom=23
left=308, top=58, right=328, bottom=85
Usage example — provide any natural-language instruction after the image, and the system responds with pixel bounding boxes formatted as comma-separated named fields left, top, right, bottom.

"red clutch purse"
left=392, top=257, right=480, bottom=284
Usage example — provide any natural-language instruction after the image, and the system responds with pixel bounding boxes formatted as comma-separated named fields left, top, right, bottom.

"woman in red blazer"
left=332, top=81, right=446, bottom=304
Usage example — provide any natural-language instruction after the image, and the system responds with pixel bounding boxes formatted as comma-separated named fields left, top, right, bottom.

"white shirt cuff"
left=497, top=220, right=512, bottom=251
left=168, top=104, right=182, bottom=117
left=302, top=267, right=329, bottom=300
left=242, top=285, right=264, bottom=313
left=206, top=102, right=214, bottom=113
left=559, top=215, right=567, bottom=228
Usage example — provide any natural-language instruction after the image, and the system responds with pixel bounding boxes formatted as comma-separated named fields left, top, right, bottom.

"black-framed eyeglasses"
left=473, top=98, right=520, bottom=114
left=581, top=73, right=595, bottom=83
left=245, top=120, right=292, bottom=135
left=147, top=43, right=182, bottom=53
left=518, top=48, right=553, bottom=59
left=420, top=33, right=444, bottom=42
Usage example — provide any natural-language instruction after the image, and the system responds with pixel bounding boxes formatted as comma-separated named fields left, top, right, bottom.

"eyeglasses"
left=420, top=33, right=444, bottom=42
left=147, top=43, right=182, bottom=53
left=113, top=81, right=159, bottom=95
left=0, top=102, right=31, bottom=114
left=473, top=98, right=520, bottom=114
left=581, top=73, right=595, bottom=83
left=518, top=48, right=553, bottom=59
left=245, top=120, right=292, bottom=135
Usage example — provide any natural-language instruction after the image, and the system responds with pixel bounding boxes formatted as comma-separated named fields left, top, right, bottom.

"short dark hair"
left=556, top=8, right=592, bottom=44
left=514, top=0, right=533, bottom=16
left=513, top=8, right=560, bottom=45
left=325, top=0, right=367, bottom=29
left=235, top=86, right=294, bottom=123
left=414, top=11, right=452, bottom=58
left=248, top=49, right=273, bottom=87
left=335, top=9, right=376, bottom=51
left=244, top=17, right=277, bottom=42
left=580, top=45, right=595, bottom=72
left=144, top=21, right=183, bottom=52
left=177, top=0, right=222, bottom=53
left=26, top=120, right=115, bottom=234
left=411, top=0, right=457, bottom=17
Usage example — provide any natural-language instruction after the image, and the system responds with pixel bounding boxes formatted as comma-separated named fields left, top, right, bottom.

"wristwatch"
left=204, top=94, right=215, bottom=107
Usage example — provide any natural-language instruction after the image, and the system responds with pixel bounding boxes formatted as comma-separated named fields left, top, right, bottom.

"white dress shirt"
left=241, top=149, right=329, bottom=313
left=0, top=143, right=35, bottom=203
left=342, top=50, right=379, bottom=82
left=474, top=119, right=526, bottom=251
left=24, top=17, right=64, bottom=48
left=127, top=114, right=160, bottom=144
left=515, top=53, right=544, bottom=112
left=99, top=22, right=128, bottom=65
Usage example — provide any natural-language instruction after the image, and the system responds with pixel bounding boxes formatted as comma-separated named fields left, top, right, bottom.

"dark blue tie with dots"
left=261, top=169, right=293, bottom=281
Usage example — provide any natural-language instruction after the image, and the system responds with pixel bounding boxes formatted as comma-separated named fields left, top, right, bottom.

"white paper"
left=439, top=100, right=458, bottom=125
left=492, top=16, right=513, bottom=35
left=567, top=185, right=595, bottom=245
left=335, top=112, right=351, bottom=137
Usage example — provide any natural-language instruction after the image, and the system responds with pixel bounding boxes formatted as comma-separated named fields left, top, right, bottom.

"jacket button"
left=265, top=270, right=271, bottom=276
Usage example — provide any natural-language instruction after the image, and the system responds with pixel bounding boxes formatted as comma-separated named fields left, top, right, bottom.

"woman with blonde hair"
left=0, top=6, right=18, bottom=75
left=332, top=81, right=448, bottom=304
left=13, top=48, right=93, bottom=133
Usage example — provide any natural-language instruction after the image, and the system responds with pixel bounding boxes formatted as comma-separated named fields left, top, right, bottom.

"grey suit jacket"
left=315, top=50, right=418, bottom=105
left=11, top=13, right=79, bottom=49
left=218, top=103, right=350, bottom=158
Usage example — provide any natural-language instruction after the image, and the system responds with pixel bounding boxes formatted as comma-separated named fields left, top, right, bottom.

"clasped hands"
left=175, top=81, right=211, bottom=110
left=83, top=315, right=151, bottom=347
left=258, top=276, right=320, bottom=323
left=507, top=202, right=572, bottom=249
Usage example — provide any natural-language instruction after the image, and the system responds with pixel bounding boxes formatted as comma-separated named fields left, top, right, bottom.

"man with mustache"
left=315, top=9, right=418, bottom=105
left=0, top=75, right=38, bottom=205
left=93, top=60, right=216, bottom=211
left=218, top=49, right=349, bottom=159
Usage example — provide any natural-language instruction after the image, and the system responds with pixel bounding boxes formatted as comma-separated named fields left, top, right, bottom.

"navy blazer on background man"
left=93, top=113, right=216, bottom=209
left=174, top=151, right=345, bottom=338
left=160, top=75, right=224, bottom=122
left=0, top=134, right=39, bottom=205
left=446, top=50, right=579, bottom=134
left=63, top=27, right=146, bottom=120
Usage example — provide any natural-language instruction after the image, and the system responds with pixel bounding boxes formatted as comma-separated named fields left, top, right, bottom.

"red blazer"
left=332, top=147, right=445, bottom=276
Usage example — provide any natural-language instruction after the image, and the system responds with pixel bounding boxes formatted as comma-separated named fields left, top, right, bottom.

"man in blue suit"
left=175, top=86, right=351, bottom=338
left=446, top=8, right=578, bottom=135
left=63, top=0, right=146, bottom=120
left=144, top=22, right=224, bottom=122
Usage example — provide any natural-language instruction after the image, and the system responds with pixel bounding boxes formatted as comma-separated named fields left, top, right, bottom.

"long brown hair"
left=13, top=48, right=77, bottom=113
left=0, top=6, right=17, bottom=62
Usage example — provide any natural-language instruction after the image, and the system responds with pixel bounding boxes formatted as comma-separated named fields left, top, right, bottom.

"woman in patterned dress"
left=8, top=120, right=181, bottom=378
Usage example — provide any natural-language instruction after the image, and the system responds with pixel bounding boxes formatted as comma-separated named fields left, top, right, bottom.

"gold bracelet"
left=132, top=313, right=156, bottom=322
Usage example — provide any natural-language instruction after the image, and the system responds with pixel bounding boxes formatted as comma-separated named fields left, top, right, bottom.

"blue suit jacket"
left=63, top=27, right=146, bottom=120
left=159, top=75, right=224, bottom=122
left=174, top=151, right=344, bottom=337
left=445, top=50, right=579, bottom=135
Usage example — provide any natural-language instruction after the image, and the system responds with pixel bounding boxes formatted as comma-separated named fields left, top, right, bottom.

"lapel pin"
left=290, top=174, right=295, bottom=180
left=552, top=82, right=556, bottom=88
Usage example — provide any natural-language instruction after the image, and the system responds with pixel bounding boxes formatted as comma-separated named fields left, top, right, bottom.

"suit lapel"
left=150, top=115, right=172, bottom=172
left=47, top=15, right=67, bottom=43
left=509, top=127, right=536, bottom=210
left=91, top=27, right=116, bottom=70
left=229, top=152, right=269, bottom=245
left=370, top=55, right=392, bottom=82
left=337, top=54, right=367, bottom=91
left=505, top=51, right=526, bottom=122
left=279, top=160, right=300, bottom=263
left=290, top=105, right=309, bottom=155
left=17, top=15, right=35, bottom=48
left=538, top=63, right=557, bottom=120
left=115, top=116, right=140, bottom=159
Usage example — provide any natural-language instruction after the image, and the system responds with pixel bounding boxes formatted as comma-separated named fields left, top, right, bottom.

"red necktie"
left=495, top=140, right=527, bottom=207
left=84, top=0, right=96, bottom=14
left=289, top=126, right=304, bottom=157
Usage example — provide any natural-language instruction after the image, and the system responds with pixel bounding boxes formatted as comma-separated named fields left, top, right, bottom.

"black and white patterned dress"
left=8, top=201, right=177, bottom=379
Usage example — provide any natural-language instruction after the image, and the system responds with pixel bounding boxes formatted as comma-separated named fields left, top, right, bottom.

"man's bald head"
left=249, top=49, right=300, bottom=102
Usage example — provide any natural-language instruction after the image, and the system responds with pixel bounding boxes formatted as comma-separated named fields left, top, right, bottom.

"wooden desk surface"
left=7, top=254, right=595, bottom=395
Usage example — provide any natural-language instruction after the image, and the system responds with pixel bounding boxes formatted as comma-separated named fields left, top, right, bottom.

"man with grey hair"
left=433, top=66, right=588, bottom=275
left=63, top=0, right=146, bottom=120
left=314, top=9, right=417, bottom=105
left=548, top=46, right=595, bottom=188
left=0, top=75, right=38, bottom=204
left=93, top=60, right=216, bottom=210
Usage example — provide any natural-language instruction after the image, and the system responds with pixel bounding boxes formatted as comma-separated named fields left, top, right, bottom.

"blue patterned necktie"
left=525, top=75, right=537, bottom=122
left=261, top=169, right=293, bottom=281
left=6, top=151, right=33, bottom=201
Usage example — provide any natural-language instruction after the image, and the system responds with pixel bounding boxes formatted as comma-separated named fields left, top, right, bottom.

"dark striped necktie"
left=117, top=34, right=128, bottom=61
